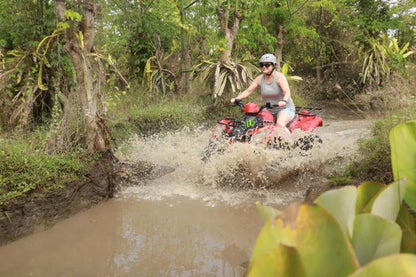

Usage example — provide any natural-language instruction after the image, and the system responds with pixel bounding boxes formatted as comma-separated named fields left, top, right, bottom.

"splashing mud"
left=115, top=116, right=372, bottom=207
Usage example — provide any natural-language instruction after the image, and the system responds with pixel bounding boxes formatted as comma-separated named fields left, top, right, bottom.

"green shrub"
left=349, top=120, right=394, bottom=184
left=338, top=107, right=415, bottom=185
left=106, top=86, right=215, bottom=143
left=0, top=136, right=93, bottom=206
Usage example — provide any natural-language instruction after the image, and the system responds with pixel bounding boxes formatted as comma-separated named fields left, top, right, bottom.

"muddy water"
left=0, top=111, right=372, bottom=276
left=0, top=197, right=261, bottom=276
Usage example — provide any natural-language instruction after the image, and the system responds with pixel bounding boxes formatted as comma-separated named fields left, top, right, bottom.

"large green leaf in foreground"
left=370, top=180, right=407, bottom=221
left=248, top=203, right=359, bottom=276
left=355, top=182, right=385, bottom=214
left=349, top=254, right=416, bottom=276
left=390, top=121, right=416, bottom=212
left=352, top=214, right=402, bottom=265
left=314, top=186, right=357, bottom=237
left=247, top=245, right=305, bottom=277
left=396, top=204, right=416, bottom=253
left=255, top=201, right=281, bottom=223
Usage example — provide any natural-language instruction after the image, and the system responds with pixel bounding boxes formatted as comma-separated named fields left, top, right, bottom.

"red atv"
left=203, top=100, right=323, bottom=159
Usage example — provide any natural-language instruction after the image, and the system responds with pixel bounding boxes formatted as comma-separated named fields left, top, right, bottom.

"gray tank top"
left=260, top=71, right=294, bottom=108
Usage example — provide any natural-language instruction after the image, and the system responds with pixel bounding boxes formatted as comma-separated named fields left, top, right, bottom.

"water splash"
left=115, top=119, right=371, bottom=207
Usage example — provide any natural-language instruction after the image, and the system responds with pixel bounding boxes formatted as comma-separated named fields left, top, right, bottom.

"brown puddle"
left=0, top=196, right=263, bottom=276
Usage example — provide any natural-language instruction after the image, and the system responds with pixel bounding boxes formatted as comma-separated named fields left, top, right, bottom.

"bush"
left=0, top=136, right=93, bottom=206
left=332, top=104, right=415, bottom=186
left=348, top=120, right=394, bottom=184
left=106, top=86, right=219, bottom=143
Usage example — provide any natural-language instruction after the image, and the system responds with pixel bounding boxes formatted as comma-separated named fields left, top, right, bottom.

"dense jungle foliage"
left=0, top=0, right=415, bottom=203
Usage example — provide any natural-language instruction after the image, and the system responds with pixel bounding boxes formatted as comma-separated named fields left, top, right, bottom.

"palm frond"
left=215, top=70, right=229, bottom=98
left=193, top=59, right=257, bottom=104
left=359, top=35, right=413, bottom=86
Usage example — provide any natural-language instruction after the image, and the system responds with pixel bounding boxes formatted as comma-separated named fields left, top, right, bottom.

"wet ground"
left=0, top=105, right=373, bottom=276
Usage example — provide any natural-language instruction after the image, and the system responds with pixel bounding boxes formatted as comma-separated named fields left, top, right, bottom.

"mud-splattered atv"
left=203, top=100, right=323, bottom=159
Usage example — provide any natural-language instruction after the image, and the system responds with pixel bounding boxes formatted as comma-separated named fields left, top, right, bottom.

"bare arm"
left=231, top=75, right=261, bottom=103
left=276, top=72, right=291, bottom=107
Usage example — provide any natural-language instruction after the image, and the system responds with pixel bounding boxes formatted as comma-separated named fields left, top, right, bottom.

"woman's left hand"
left=278, top=100, right=287, bottom=107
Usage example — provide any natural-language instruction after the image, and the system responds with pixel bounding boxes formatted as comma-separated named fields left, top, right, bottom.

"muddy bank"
left=0, top=152, right=116, bottom=246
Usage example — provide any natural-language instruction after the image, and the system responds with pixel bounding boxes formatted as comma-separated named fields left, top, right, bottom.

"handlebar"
left=233, top=99, right=244, bottom=107
left=233, top=100, right=323, bottom=116
left=295, top=106, right=323, bottom=116
left=261, top=102, right=280, bottom=110
left=233, top=100, right=283, bottom=111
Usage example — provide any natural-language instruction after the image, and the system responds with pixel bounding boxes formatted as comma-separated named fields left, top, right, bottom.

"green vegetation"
left=107, top=91, right=211, bottom=143
left=0, top=136, right=95, bottom=206
left=250, top=186, right=416, bottom=275
left=347, top=120, right=395, bottom=184
left=391, top=121, right=416, bottom=212
left=248, top=122, right=416, bottom=276
left=329, top=102, right=416, bottom=186
left=248, top=118, right=416, bottom=274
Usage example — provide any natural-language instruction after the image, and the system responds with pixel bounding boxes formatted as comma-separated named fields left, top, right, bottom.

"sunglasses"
left=259, top=63, right=273, bottom=68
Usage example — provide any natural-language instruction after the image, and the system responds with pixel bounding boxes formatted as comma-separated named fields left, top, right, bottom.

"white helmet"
left=259, top=53, right=277, bottom=65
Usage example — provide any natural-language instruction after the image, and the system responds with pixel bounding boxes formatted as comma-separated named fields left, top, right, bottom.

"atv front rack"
left=295, top=106, right=323, bottom=117
left=217, top=117, right=237, bottom=125
left=217, top=117, right=275, bottom=127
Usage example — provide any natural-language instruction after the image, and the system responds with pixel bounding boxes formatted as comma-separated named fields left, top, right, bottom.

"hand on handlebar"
left=264, top=102, right=285, bottom=110
left=231, top=98, right=241, bottom=105
left=278, top=100, right=287, bottom=107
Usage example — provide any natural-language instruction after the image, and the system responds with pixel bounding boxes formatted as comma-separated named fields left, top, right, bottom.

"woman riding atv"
left=230, top=53, right=295, bottom=133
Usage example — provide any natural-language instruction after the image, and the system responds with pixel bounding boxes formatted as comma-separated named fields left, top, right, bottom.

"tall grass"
left=106, top=84, right=222, bottom=143
left=0, top=135, right=94, bottom=206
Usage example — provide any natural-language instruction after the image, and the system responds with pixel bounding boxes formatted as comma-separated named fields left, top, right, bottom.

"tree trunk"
left=315, top=42, right=323, bottom=84
left=274, top=25, right=286, bottom=71
left=315, top=7, right=323, bottom=84
left=55, top=0, right=109, bottom=152
left=198, top=36, right=206, bottom=59
left=217, top=1, right=243, bottom=63
left=178, top=5, right=191, bottom=94
left=176, top=0, right=200, bottom=94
